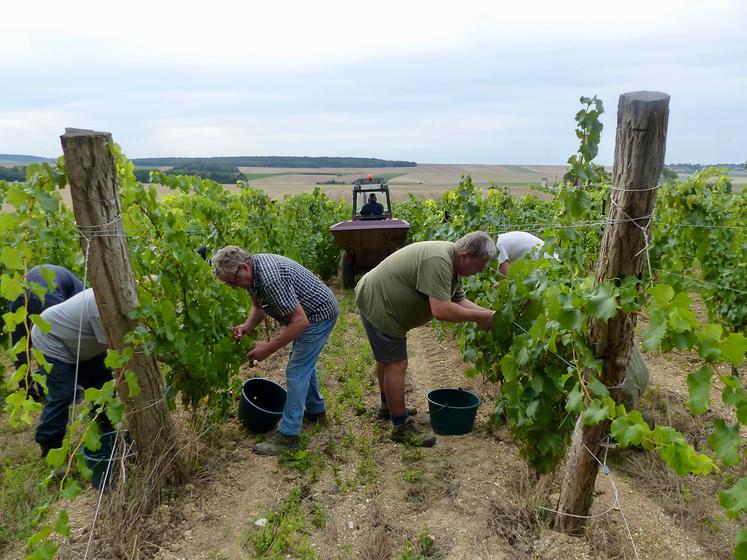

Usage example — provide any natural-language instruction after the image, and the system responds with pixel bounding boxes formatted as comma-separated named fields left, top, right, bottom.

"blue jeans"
left=35, top=353, right=113, bottom=447
left=278, top=318, right=336, bottom=436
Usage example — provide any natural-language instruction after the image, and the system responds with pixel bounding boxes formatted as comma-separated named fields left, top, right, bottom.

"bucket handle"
left=428, top=387, right=469, bottom=415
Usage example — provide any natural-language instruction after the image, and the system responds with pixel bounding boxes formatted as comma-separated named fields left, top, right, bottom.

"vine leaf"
left=707, top=419, right=741, bottom=467
left=648, top=283, right=674, bottom=304
left=83, top=421, right=101, bottom=453
left=719, top=476, right=747, bottom=518
left=0, top=275, right=25, bottom=300
left=610, top=412, right=649, bottom=447
left=721, top=333, right=747, bottom=366
left=54, top=511, right=71, bottom=538
left=642, top=308, right=667, bottom=350
left=658, top=441, right=715, bottom=476
left=587, top=283, right=617, bottom=321
left=734, top=528, right=747, bottom=559
left=696, top=324, right=723, bottom=361
left=686, top=364, right=714, bottom=415
left=582, top=399, right=610, bottom=425
left=61, top=479, right=81, bottom=500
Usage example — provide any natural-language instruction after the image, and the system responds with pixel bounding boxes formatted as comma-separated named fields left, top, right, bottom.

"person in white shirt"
left=496, top=231, right=554, bottom=277
left=30, top=288, right=113, bottom=457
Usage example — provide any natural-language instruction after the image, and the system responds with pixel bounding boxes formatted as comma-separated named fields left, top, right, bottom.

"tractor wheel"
left=342, top=254, right=356, bottom=289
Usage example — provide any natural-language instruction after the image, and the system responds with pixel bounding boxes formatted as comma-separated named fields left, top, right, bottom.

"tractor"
left=329, top=176, right=410, bottom=288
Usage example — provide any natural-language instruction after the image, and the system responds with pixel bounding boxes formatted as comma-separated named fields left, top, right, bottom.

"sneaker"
left=253, top=432, right=300, bottom=456
left=390, top=418, right=436, bottom=447
left=377, top=405, right=418, bottom=420
left=303, top=410, right=327, bottom=425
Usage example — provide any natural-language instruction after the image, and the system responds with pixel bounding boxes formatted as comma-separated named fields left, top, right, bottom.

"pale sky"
left=1, top=0, right=745, bottom=164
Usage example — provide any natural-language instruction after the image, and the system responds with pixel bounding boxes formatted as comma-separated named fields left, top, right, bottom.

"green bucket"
left=82, top=431, right=135, bottom=491
left=238, top=378, right=287, bottom=433
left=427, top=388, right=480, bottom=435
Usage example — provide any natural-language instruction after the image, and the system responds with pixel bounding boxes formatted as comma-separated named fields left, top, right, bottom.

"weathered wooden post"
left=61, top=128, right=185, bottom=484
left=555, top=92, right=670, bottom=530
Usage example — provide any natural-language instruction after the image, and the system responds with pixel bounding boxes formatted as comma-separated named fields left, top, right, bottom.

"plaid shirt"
left=248, top=254, right=338, bottom=325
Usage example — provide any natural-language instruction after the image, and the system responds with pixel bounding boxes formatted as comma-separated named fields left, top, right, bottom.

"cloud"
left=1, top=0, right=745, bottom=162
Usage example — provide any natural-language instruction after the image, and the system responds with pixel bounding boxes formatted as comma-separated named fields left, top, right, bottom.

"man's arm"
left=455, top=299, right=488, bottom=312
left=429, top=297, right=494, bottom=331
left=498, top=260, right=509, bottom=278
left=233, top=303, right=266, bottom=339
left=247, top=304, right=310, bottom=362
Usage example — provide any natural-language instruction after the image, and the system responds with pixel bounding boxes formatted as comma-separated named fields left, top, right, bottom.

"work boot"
left=641, top=410, right=656, bottom=430
left=377, top=405, right=418, bottom=420
left=39, top=440, right=63, bottom=459
left=390, top=418, right=436, bottom=447
left=303, top=410, right=327, bottom=425
left=253, top=432, right=300, bottom=456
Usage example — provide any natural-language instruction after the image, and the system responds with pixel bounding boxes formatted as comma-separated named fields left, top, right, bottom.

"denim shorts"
left=360, top=313, right=407, bottom=363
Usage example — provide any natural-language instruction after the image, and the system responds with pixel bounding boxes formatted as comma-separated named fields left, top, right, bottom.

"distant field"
left=235, top=163, right=569, bottom=201
left=21, top=163, right=747, bottom=209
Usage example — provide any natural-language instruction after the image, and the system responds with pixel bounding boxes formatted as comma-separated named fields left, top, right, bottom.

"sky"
left=1, top=0, right=745, bottom=165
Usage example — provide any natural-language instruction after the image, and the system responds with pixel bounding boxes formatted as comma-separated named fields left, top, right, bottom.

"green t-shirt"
left=355, top=241, right=465, bottom=337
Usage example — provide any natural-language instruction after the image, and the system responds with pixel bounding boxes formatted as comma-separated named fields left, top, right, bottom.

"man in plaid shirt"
left=212, top=246, right=338, bottom=455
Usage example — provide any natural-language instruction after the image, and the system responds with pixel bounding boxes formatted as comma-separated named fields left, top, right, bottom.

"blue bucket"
left=427, top=388, right=480, bottom=435
left=238, top=378, right=287, bottom=433
left=82, top=431, right=135, bottom=491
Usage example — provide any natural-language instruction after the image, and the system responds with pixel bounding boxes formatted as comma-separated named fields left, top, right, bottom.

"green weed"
left=400, top=526, right=442, bottom=559
left=0, top=453, right=55, bottom=554
left=310, top=502, right=326, bottom=529
left=241, top=486, right=316, bottom=560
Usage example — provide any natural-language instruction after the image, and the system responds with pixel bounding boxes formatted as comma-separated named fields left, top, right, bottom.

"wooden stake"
left=61, top=128, right=185, bottom=484
left=555, top=92, right=669, bottom=531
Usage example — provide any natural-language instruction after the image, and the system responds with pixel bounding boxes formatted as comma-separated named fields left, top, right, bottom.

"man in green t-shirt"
left=355, top=231, right=497, bottom=447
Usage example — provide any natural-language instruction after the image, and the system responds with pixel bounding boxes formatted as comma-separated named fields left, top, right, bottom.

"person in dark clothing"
left=361, top=193, right=384, bottom=216
left=8, top=265, right=84, bottom=400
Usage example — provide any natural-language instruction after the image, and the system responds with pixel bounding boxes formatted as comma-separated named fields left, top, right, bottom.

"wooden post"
left=555, top=92, right=669, bottom=531
left=60, top=128, right=185, bottom=484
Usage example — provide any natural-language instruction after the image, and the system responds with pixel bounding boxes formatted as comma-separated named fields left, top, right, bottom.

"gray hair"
left=211, top=246, right=252, bottom=280
left=454, top=231, right=496, bottom=260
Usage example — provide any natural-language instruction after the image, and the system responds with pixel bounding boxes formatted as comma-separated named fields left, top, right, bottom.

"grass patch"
left=242, top=486, right=316, bottom=560
left=399, top=526, right=443, bottom=559
left=0, top=451, right=55, bottom=554
left=279, top=447, right=326, bottom=483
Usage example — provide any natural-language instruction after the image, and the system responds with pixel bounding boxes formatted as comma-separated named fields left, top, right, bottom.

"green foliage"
left=2, top=149, right=352, bottom=555
left=397, top=97, right=746, bottom=553
left=0, top=453, right=55, bottom=555
left=242, top=486, right=316, bottom=560
left=651, top=169, right=747, bottom=334
left=563, top=95, right=610, bottom=187
left=275, top=187, right=349, bottom=281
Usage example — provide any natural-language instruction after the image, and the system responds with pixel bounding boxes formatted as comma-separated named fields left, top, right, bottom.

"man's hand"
left=475, top=310, right=494, bottom=331
left=232, top=324, right=251, bottom=340
left=247, top=341, right=275, bottom=363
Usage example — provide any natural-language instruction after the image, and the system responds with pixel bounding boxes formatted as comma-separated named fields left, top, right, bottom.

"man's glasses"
left=232, top=264, right=242, bottom=285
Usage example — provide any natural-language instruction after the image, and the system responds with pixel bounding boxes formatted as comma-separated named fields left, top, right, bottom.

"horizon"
left=1, top=153, right=744, bottom=167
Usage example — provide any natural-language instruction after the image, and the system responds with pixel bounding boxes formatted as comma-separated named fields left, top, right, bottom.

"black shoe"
left=39, top=441, right=63, bottom=459
left=303, top=410, right=327, bottom=425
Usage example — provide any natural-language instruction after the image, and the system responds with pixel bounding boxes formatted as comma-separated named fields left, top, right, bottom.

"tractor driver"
left=361, top=193, right=384, bottom=216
